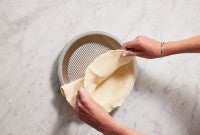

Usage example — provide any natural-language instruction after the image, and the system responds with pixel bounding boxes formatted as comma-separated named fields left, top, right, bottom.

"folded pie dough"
left=60, top=50, right=136, bottom=112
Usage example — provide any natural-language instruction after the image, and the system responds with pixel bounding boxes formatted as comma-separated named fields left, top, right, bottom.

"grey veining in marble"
left=0, top=0, right=200, bottom=135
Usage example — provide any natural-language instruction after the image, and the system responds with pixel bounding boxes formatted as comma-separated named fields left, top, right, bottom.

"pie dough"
left=60, top=50, right=136, bottom=112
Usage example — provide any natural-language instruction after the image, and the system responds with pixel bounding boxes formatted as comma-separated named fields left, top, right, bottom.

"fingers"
left=75, top=88, right=90, bottom=112
left=77, top=87, right=84, bottom=99
left=122, top=40, right=141, bottom=56
left=123, top=39, right=138, bottom=49
left=122, top=50, right=138, bottom=57
left=77, top=87, right=91, bottom=103
left=75, top=94, right=87, bottom=116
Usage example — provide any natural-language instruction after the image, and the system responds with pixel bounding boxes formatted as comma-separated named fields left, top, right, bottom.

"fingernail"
left=122, top=52, right=127, bottom=57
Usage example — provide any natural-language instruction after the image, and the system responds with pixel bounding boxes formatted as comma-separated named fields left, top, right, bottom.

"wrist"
left=162, top=41, right=178, bottom=56
left=98, top=116, right=118, bottom=135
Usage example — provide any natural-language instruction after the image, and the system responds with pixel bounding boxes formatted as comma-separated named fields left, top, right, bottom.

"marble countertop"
left=0, top=0, right=200, bottom=135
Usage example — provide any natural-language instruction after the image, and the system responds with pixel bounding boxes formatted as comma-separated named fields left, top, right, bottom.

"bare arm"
left=122, top=35, right=200, bottom=58
left=102, top=121, right=144, bottom=135
left=74, top=88, right=144, bottom=135
left=163, top=35, right=200, bottom=56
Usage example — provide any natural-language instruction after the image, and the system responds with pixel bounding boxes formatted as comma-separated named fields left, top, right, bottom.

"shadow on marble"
left=110, top=108, right=119, bottom=116
left=50, top=54, right=83, bottom=135
left=134, top=66, right=200, bottom=135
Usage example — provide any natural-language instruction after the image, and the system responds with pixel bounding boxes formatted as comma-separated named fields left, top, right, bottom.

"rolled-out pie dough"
left=60, top=50, right=136, bottom=112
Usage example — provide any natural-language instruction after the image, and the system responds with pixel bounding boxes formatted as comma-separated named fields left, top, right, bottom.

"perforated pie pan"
left=58, top=31, right=122, bottom=85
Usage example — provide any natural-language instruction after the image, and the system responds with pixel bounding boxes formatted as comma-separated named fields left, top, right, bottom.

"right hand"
left=122, top=35, right=161, bottom=59
left=74, top=88, right=115, bottom=133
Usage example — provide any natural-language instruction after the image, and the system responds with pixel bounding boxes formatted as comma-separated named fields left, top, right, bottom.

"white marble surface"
left=0, top=0, right=200, bottom=135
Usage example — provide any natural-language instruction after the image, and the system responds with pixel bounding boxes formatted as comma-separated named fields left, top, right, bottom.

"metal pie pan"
left=58, top=31, right=122, bottom=85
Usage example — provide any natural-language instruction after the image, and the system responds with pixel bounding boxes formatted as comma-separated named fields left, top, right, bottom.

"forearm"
left=163, top=35, right=200, bottom=56
left=98, top=117, right=144, bottom=135
left=105, top=122, right=144, bottom=135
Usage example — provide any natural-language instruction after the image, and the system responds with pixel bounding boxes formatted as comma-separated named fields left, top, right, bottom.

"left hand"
left=74, top=88, right=116, bottom=133
left=122, top=35, right=161, bottom=59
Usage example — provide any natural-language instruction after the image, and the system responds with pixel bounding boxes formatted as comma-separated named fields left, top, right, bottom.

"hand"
left=74, top=88, right=145, bottom=135
left=74, top=88, right=116, bottom=133
left=122, top=35, right=161, bottom=59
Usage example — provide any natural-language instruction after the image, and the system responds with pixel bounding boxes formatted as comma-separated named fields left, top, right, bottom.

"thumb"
left=77, top=87, right=85, bottom=98
left=122, top=50, right=138, bottom=57
left=78, top=87, right=91, bottom=99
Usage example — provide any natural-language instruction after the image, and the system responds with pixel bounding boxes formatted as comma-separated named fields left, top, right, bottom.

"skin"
left=122, top=35, right=200, bottom=58
left=74, top=88, right=143, bottom=135
left=74, top=35, right=200, bottom=134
